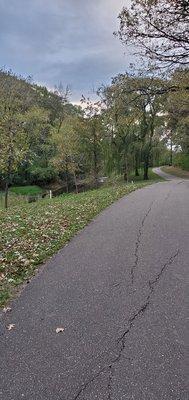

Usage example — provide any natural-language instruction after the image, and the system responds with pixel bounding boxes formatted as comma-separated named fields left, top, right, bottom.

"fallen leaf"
left=7, top=324, right=15, bottom=331
left=0, top=273, right=5, bottom=281
left=56, top=327, right=64, bottom=334
left=3, top=307, right=12, bottom=313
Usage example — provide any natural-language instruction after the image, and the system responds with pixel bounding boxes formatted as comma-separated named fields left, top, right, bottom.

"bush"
left=173, top=153, right=189, bottom=171
left=29, top=166, right=58, bottom=185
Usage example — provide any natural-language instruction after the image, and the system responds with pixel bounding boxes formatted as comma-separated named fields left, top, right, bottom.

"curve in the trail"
left=0, top=176, right=188, bottom=400
left=153, top=166, right=184, bottom=181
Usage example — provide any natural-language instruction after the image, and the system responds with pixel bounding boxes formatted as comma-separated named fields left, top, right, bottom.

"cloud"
left=0, top=0, right=131, bottom=101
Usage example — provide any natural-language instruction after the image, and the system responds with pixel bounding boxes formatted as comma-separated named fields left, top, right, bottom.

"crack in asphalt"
left=176, top=181, right=185, bottom=185
left=149, top=249, right=180, bottom=293
left=108, top=249, right=180, bottom=398
left=131, top=202, right=154, bottom=284
left=72, top=249, right=179, bottom=400
left=73, top=365, right=108, bottom=400
left=107, top=365, right=113, bottom=400
left=164, top=189, right=172, bottom=202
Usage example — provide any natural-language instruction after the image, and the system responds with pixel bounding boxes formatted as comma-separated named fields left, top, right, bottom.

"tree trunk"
left=66, top=178, right=69, bottom=194
left=170, top=137, right=173, bottom=166
left=57, top=114, right=64, bottom=134
left=142, top=106, right=155, bottom=181
left=5, top=181, right=9, bottom=209
left=124, top=156, right=129, bottom=183
left=124, top=172, right=128, bottom=182
left=135, top=153, right=140, bottom=177
left=93, top=126, right=99, bottom=188
left=135, top=165, right=139, bottom=177
left=143, top=121, right=154, bottom=180
left=65, top=165, right=69, bottom=193
left=73, top=172, right=78, bottom=194
left=143, top=161, right=149, bottom=180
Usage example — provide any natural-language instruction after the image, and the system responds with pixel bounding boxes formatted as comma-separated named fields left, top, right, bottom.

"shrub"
left=29, top=166, right=58, bottom=185
left=173, top=153, right=189, bottom=171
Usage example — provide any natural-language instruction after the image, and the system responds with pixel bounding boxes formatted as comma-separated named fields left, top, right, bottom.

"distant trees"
left=166, top=68, right=189, bottom=168
left=116, top=0, right=189, bottom=68
left=99, top=73, right=167, bottom=180
left=0, top=64, right=188, bottom=209
left=0, top=70, right=106, bottom=206
left=0, top=71, right=76, bottom=206
left=115, top=1, right=189, bottom=171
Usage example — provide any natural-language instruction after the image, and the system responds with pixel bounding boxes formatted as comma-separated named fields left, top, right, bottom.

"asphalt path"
left=0, top=169, right=188, bottom=399
left=153, top=167, right=184, bottom=181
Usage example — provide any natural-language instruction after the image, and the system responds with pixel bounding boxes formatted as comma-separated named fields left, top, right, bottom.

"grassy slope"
left=0, top=171, right=162, bottom=306
left=162, top=166, right=189, bottom=179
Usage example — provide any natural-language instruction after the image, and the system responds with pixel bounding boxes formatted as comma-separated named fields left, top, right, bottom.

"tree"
left=116, top=0, right=189, bottom=68
left=51, top=116, right=82, bottom=193
left=20, top=106, right=55, bottom=184
left=80, top=97, right=104, bottom=186
left=99, top=73, right=167, bottom=180
left=166, top=68, right=189, bottom=168
left=0, top=71, right=36, bottom=207
left=0, top=71, right=84, bottom=192
left=98, top=81, right=138, bottom=179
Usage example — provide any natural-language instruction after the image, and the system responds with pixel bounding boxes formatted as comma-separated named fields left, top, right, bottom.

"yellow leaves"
left=23, top=259, right=30, bottom=267
left=0, top=273, right=5, bottom=282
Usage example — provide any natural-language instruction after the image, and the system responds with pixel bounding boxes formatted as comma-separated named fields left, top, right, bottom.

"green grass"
left=129, top=168, right=164, bottom=182
left=0, top=174, right=162, bottom=307
left=162, top=166, right=189, bottom=179
left=0, top=185, right=44, bottom=210
left=10, top=185, right=43, bottom=195
left=0, top=192, right=27, bottom=210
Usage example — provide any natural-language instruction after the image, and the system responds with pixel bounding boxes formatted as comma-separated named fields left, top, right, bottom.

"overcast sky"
left=0, top=0, right=131, bottom=102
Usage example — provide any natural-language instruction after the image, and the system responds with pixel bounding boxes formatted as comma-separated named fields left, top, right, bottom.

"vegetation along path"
left=0, top=172, right=188, bottom=399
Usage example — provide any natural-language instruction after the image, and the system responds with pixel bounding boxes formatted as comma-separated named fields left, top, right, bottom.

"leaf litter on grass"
left=0, top=180, right=157, bottom=306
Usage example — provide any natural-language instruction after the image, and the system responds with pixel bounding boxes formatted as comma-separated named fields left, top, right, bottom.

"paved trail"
left=0, top=170, right=188, bottom=399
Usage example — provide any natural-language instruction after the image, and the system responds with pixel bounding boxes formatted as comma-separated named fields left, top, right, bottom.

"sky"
left=0, top=0, right=131, bottom=102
